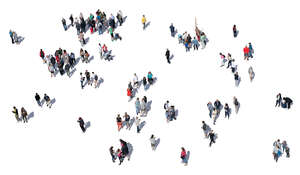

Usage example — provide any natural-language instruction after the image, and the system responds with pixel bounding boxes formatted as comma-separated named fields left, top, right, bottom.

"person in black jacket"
left=119, top=139, right=129, bottom=158
left=35, top=93, right=41, bottom=107
left=209, top=130, right=216, bottom=147
left=62, top=18, right=67, bottom=31
left=109, top=146, right=117, bottom=163
left=224, top=103, right=230, bottom=119
left=44, top=94, right=52, bottom=108
left=77, top=117, right=86, bottom=132
left=275, top=93, right=282, bottom=107
left=165, top=49, right=170, bottom=64
left=69, top=14, right=74, bottom=26
left=170, top=23, right=175, bottom=37
left=283, top=97, right=293, bottom=109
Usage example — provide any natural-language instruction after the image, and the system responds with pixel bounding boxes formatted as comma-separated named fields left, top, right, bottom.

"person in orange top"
left=243, top=45, right=250, bottom=60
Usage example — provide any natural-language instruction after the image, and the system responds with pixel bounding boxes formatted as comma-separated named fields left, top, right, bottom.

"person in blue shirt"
left=147, top=72, right=153, bottom=85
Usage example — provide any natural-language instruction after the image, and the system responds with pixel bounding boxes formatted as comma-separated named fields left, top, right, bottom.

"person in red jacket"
left=180, top=147, right=188, bottom=166
left=243, top=46, right=250, bottom=60
left=40, top=49, right=46, bottom=63
left=127, top=88, right=132, bottom=100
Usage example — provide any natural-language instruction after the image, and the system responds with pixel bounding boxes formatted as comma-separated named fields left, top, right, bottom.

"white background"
left=1, top=0, right=300, bottom=174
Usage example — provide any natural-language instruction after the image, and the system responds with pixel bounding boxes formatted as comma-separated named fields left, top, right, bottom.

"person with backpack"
left=21, top=107, right=28, bottom=123
left=233, top=96, right=240, bottom=114
left=62, top=18, right=67, bottom=31
left=35, top=93, right=42, bottom=107
left=109, top=146, right=117, bottom=163
left=12, top=106, right=20, bottom=122
left=165, top=49, right=170, bottom=64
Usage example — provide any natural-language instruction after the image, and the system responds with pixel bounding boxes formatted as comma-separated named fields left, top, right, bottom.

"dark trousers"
left=80, top=125, right=86, bottom=132
left=209, top=139, right=215, bottom=147
left=11, top=36, right=14, bottom=44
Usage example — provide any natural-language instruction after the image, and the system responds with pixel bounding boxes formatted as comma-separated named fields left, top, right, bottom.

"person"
left=169, top=23, right=175, bottom=37
left=207, top=102, right=213, bottom=118
left=117, top=149, right=124, bottom=165
left=147, top=72, right=153, bottom=85
left=142, top=76, right=147, bottom=89
left=220, top=53, right=226, bottom=67
left=192, top=37, right=199, bottom=50
left=69, top=14, right=74, bottom=26
left=169, top=106, right=176, bottom=121
left=282, top=141, right=290, bottom=158
left=201, top=121, right=210, bottom=138
left=92, top=72, right=99, bottom=88
left=135, top=98, right=141, bottom=115
left=141, top=99, right=146, bottom=115
left=35, top=93, right=42, bottom=107
left=164, top=101, right=170, bottom=112
left=44, top=94, right=52, bottom=108
left=234, top=72, right=240, bottom=87
left=117, top=10, right=123, bottom=26
left=109, top=27, right=114, bottom=41
left=9, top=30, right=14, bottom=44
left=123, top=112, right=131, bottom=129
left=135, top=116, right=141, bottom=133
left=48, top=63, right=55, bottom=77
left=233, top=25, right=238, bottom=37
left=40, top=49, right=46, bottom=63
left=165, top=49, right=170, bottom=64
left=85, top=70, right=91, bottom=86
left=180, top=147, right=188, bottom=166
left=21, top=107, right=28, bottom=123
left=248, top=43, right=254, bottom=58
left=150, top=135, right=157, bottom=150
left=248, top=66, right=255, bottom=82
left=233, top=96, right=240, bottom=114
left=116, top=114, right=122, bottom=131
left=83, top=50, right=89, bottom=63
left=109, top=146, right=117, bottom=163
left=133, top=73, right=139, bottom=89
left=98, top=43, right=103, bottom=59
left=77, top=117, right=86, bottom=132
left=209, top=130, right=216, bottom=147
left=273, top=146, right=282, bottom=162
left=275, top=93, right=282, bottom=107
left=127, top=88, right=132, bottom=100
left=119, top=139, right=129, bottom=160
left=12, top=106, right=20, bottom=122
left=283, top=97, right=293, bottom=109
left=80, top=72, right=85, bottom=89
left=243, top=45, right=250, bottom=60
left=62, top=18, right=67, bottom=31
left=79, top=32, right=86, bottom=46
left=212, top=108, right=218, bottom=125
left=142, top=15, right=146, bottom=30
left=224, top=103, right=230, bottom=119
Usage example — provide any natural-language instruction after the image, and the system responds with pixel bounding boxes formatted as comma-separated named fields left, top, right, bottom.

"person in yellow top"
left=142, top=15, right=146, bottom=30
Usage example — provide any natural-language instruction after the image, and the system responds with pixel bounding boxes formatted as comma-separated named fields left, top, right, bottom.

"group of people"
left=164, top=101, right=177, bottom=122
left=127, top=72, right=155, bottom=100
left=273, top=139, right=290, bottom=162
left=9, top=30, right=23, bottom=44
left=207, top=97, right=240, bottom=125
left=35, top=93, right=53, bottom=108
left=109, top=139, right=131, bottom=165
left=275, top=93, right=293, bottom=109
left=80, top=70, right=102, bottom=89
left=12, top=106, right=29, bottom=123
left=40, top=48, right=77, bottom=77
left=116, top=112, right=144, bottom=133
left=176, top=24, right=208, bottom=51
left=201, top=121, right=217, bottom=147
left=243, top=43, right=254, bottom=61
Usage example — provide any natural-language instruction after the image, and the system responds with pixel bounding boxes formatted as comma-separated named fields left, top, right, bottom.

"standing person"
left=21, top=107, right=28, bottom=123
left=79, top=32, right=86, bottom=46
left=92, top=72, right=99, bottom=88
left=117, top=149, right=124, bottom=165
left=116, top=114, right=122, bottom=131
left=133, top=73, right=139, bottom=89
left=208, top=130, right=216, bottom=147
left=233, top=96, right=240, bottom=114
left=69, top=14, right=74, bottom=26
left=233, top=25, right=238, bottom=37
left=282, top=141, right=290, bottom=158
left=98, top=43, right=103, bottom=59
left=85, top=70, right=91, bottom=86
left=142, top=15, right=146, bottom=30
left=224, top=103, right=230, bottom=119
left=43, top=94, right=52, bottom=108
left=180, top=147, right=188, bottom=166
left=165, top=49, right=170, bottom=64
left=135, top=116, right=141, bottom=133
left=283, top=97, right=293, bottom=109
left=123, top=112, right=131, bottom=129
left=119, top=139, right=129, bottom=160
left=127, top=88, right=132, bottom=100
left=234, top=72, right=240, bottom=87
left=77, top=117, right=86, bottom=132
left=84, top=50, right=89, bottom=63
left=275, top=93, right=282, bottom=107
left=9, top=30, right=14, bottom=44
left=201, top=121, right=210, bottom=138
left=62, top=18, right=67, bottom=31
left=207, top=102, right=213, bottom=118
left=12, top=106, right=20, bottom=122
left=40, top=49, right=46, bottom=63
left=135, top=98, right=141, bottom=115
left=212, top=108, right=218, bottom=125
left=248, top=43, right=254, bottom=58
left=80, top=72, right=85, bottom=89
left=192, top=37, right=199, bottom=50
left=147, top=72, right=153, bottom=85
left=243, top=45, right=250, bottom=60
left=35, top=93, right=42, bottom=107
left=48, top=63, right=55, bottom=77
left=117, top=10, right=124, bottom=26
left=109, top=146, right=117, bottom=163
left=164, top=101, right=170, bottom=112
left=142, top=76, right=147, bottom=89
left=219, top=53, right=226, bottom=67
left=169, top=23, right=175, bottom=37
left=109, top=27, right=114, bottom=41
left=248, top=66, right=255, bottom=82
left=150, top=135, right=157, bottom=150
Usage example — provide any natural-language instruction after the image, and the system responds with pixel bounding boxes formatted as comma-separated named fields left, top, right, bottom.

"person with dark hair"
left=169, top=23, right=175, bottom=37
left=233, top=96, right=240, bottom=114
left=12, top=106, right=20, bottom=122
left=207, top=102, right=213, bottom=118
left=283, top=97, right=293, bottom=109
left=147, top=72, right=153, bottom=85
left=224, top=103, right=230, bottom=119
left=117, top=149, right=124, bottom=165
left=109, top=146, right=117, bottom=163
left=275, top=93, right=282, bottom=107
left=116, top=114, right=122, bottom=131
left=233, top=24, right=238, bottom=37
left=62, top=18, right=67, bottom=31
left=119, top=139, right=129, bottom=160
left=150, top=135, right=157, bottom=150
left=201, top=121, right=210, bottom=138
left=69, top=14, right=74, bottom=26
left=44, top=94, right=52, bottom=108
left=77, top=117, right=85, bottom=132
left=21, top=107, right=28, bottom=123
left=180, top=147, right=188, bottom=166
left=209, top=130, right=216, bottom=147
left=165, top=49, right=170, bottom=64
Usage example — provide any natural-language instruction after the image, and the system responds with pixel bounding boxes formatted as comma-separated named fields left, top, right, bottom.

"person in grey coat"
left=135, top=98, right=141, bottom=115
left=207, top=102, right=213, bottom=118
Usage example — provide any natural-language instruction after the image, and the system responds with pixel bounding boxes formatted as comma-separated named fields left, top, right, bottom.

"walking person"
left=192, top=37, right=199, bottom=50
left=150, top=135, right=157, bottom=150
left=69, top=14, right=74, bottom=27
left=207, top=102, right=213, bottom=118
left=209, top=130, right=216, bottom=147
left=117, top=149, right=124, bottom=165
left=62, top=18, right=67, bottom=31
left=243, top=45, right=250, bottom=60
left=9, top=30, right=14, bottom=44
left=92, top=72, right=99, bottom=88
left=123, top=112, right=131, bottom=129
left=40, top=49, right=46, bottom=63
left=248, top=66, right=255, bottom=82
left=233, top=96, right=240, bottom=114
left=169, top=23, right=175, bottom=37
left=201, top=121, right=210, bottom=138
left=275, top=93, right=282, bottom=107
left=44, top=94, right=52, bottom=108
left=35, top=93, right=42, bottom=107
left=116, top=114, right=122, bottom=131
left=233, top=25, right=238, bottom=37
left=180, top=147, right=188, bottom=166
left=77, top=117, right=86, bottom=132
left=234, top=72, right=240, bottom=87
left=147, top=72, right=153, bottom=85
left=21, top=107, right=28, bottom=123
left=248, top=43, right=254, bottom=58
left=80, top=72, right=85, bottom=89
left=85, top=70, right=91, bottom=86
left=109, top=146, right=117, bottom=163
left=142, top=15, right=146, bottom=30
left=135, top=116, right=141, bottom=133
left=165, top=49, right=170, bottom=64
left=12, top=106, right=20, bottom=122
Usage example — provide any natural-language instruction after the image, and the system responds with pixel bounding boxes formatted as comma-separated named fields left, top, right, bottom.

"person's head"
left=233, top=24, right=236, bottom=27
left=181, top=147, right=185, bottom=151
left=202, top=121, right=205, bottom=124
left=277, top=139, right=280, bottom=142
left=137, top=98, right=139, bottom=100
left=79, top=117, right=82, bottom=120
left=151, top=134, right=154, bottom=138
left=92, top=72, right=94, bottom=74
left=13, top=106, right=16, bottom=109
